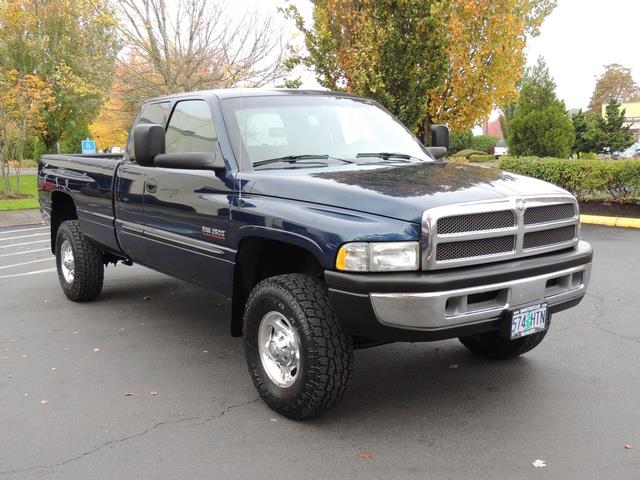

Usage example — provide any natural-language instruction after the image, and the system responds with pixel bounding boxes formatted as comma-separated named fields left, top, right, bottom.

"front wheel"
left=243, top=274, right=354, bottom=420
left=55, top=220, right=104, bottom=302
left=458, top=318, right=551, bottom=360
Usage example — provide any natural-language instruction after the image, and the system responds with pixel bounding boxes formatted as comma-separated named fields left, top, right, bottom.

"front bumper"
left=325, top=241, right=593, bottom=342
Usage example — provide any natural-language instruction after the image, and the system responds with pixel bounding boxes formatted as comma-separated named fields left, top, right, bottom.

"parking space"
left=0, top=224, right=639, bottom=479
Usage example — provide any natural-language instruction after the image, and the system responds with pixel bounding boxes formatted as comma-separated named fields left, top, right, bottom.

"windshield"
left=220, top=94, right=433, bottom=169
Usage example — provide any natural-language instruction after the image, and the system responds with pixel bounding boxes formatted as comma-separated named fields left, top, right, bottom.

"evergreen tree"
left=596, top=99, right=634, bottom=153
left=507, top=58, right=575, bottom=158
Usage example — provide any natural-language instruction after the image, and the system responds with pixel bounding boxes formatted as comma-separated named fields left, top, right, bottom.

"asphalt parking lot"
left=0, top=224, right=639, bottom=479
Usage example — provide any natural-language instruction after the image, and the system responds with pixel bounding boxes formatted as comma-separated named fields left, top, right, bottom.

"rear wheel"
left=243, top=274, right=353, bottom=420
left=458, top=318, right=550, bottom=360
left=55, top=220, right=104, bottom=302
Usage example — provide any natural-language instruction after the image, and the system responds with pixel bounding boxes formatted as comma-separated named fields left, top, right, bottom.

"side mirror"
left=431, top=124, right=450, bottom=151
left=133, top=124, right=165, bottom=166
left=154, top=152, right=225, bottom=170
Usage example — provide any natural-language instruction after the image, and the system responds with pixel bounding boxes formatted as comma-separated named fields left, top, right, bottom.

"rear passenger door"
left=115, top=101, right=170, bottom=265
left=142, top=99, right=236, bottom=296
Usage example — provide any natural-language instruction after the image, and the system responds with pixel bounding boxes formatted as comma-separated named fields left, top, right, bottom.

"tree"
left=115, top=0, right=288, bottom=111
left=0, top=71, right=56, bottom=193
left=90, top=68, right=132, bottom=150
left=507, top=58, right=575, bottom=158
left=284, top=0, right=450, bottom=141
left=571, top=110, right=598, bottom=156
left=285, top=0, right=555, bottom=140
left=0, top=0, right=120, bottom=153
left=430, top=0, right=555, bottom=130
left=596, top=99, right=634, bottom=153
left=588, top=64, right=640, bottom=114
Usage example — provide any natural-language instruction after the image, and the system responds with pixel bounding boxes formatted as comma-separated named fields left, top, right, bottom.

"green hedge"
left=469, top=154, right=496, bottom=163
left=452, top=149, right=487, bottom=159
left=498, top=157, right=640, bottom=200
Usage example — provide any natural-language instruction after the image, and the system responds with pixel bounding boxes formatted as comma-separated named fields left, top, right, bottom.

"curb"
left=580, top=214, right=640, bottom=229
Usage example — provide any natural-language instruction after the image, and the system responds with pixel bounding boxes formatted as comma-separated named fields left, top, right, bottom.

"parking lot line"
left=0, top=232, right=49, bottom=242
left=0, top=226, right=48, bottom=235
left=0, top=267, right=57, bottom=279
left=0, top=257, right=54, bottom=270
left=0, top=239, right=50, bottom=249
left=0, top=247, right=51, bottom=258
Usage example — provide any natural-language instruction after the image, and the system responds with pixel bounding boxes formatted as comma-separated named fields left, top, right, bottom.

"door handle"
left=145, top=181, right=157, bottom=193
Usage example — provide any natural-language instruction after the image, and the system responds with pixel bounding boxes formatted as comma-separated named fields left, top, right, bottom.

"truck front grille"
left=524, top=203, right=576, bottom=225
left=437, top=210, right=516, bottom=234
left=523, top=225, right=576, bottom=250
left=436, top=236, right=515, bottom=261
left=422, top=196, right=579, bottom=270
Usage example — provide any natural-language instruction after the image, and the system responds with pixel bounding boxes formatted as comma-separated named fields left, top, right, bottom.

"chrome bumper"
left=370, top=264, right=591, bottom=330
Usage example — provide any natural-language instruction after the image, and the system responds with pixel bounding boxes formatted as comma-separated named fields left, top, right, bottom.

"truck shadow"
left=95, top=269, right=552, bottom=430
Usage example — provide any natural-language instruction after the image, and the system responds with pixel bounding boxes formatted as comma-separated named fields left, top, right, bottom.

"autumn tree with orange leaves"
left=285, top=0, right=555, bottom=140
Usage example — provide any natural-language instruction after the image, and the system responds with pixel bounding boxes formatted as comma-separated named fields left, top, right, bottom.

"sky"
left=237, top=0, right=640, bottom=111
left=526, top=0, right=640, bottom=110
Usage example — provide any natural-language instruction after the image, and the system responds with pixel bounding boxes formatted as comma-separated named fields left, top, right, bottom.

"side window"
left=127, top=101, right=170, bottom=158
left=166, top=100, right=217, bottom=154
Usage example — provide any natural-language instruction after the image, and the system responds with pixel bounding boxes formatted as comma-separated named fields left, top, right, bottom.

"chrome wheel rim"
left=258, top=311, right=301, bottom=388
left=60, top=240, right=75, bottom=283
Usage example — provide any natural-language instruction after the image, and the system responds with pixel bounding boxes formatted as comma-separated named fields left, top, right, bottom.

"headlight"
left=336, top=242, right=419, bottom=272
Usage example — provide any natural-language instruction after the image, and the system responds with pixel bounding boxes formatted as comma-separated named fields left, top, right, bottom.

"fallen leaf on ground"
left=449, top=363, right=459, bottom=369
left=531, top=459, right=546, bottom=468
left=624, top=443, right=632, bottom=449
left=358, top=452, right=372, bottom=460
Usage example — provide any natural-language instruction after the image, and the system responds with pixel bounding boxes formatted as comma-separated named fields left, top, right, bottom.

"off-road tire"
left=55, top=220, right=104, bottom=302
left=458, top=317, right=551, bottom=360
left=243, top=274, right=354, bottom=420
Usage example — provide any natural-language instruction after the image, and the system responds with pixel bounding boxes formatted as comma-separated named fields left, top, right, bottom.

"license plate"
left=509, top=303, right=548, bottom=340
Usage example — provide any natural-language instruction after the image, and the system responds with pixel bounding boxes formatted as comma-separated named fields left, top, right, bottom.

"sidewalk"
left=0, top=209, right=44, bottom=227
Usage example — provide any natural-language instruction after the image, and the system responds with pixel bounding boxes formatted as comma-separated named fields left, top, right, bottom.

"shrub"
left=499, top=157, right=640, bottom=201
left=469, top=135, right=499, bottom=154
left=469, top=154, right=496, bottom=163
left=452, top=149, right=487, bottom=159
left=449, top=130, right=474, bottom=153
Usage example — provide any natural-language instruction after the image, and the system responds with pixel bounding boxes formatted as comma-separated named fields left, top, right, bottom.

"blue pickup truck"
left=38, top=89, right=592, bottom=419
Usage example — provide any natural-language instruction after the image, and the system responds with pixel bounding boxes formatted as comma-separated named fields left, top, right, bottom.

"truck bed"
left=39, top=153, right=124, bottom=254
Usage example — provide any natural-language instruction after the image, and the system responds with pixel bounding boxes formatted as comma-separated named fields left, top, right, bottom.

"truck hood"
left=240, top=162, right=569, bottom=224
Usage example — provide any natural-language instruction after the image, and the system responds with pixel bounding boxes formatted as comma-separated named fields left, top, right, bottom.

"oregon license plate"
left=509, top=303, right=548, bottom=340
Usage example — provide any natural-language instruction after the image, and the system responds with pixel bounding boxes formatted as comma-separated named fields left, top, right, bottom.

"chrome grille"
left=524, top=204, right=576, bottom=225
left=422, top=195, right=580, bottom=270
left=437, top=210, right=515, bottom=234
left=436, top=236, right=515, bottom=261
left=523, top=225, right=576, bottom=250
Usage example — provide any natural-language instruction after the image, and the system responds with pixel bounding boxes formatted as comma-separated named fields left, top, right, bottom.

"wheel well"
left=50, top=191, right=77, bottom=253
left=231, top=237, right=323, bottom=337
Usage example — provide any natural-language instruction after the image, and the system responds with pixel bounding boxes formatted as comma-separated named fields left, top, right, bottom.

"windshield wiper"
left=355, top=152, right=419, bottom=162
left=253, top=154, right=353, bottom=169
